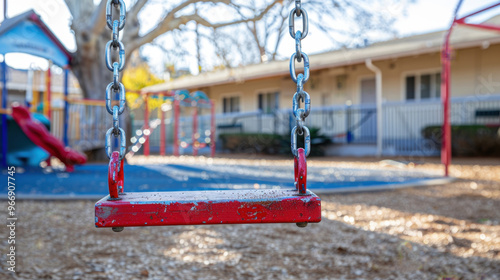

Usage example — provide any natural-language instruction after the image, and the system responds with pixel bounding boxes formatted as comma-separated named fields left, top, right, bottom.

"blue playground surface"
left=5, top=161, right=452, bottom=199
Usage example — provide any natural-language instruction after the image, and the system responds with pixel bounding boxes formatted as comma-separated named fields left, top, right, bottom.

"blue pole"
left=63, top=68, right=69, bottom=147
left=346, top=104, right=353, bottom=143
left=1, top=60, right=8, bottom=167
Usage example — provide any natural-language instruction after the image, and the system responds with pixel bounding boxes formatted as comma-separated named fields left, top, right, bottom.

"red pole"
left=160, top=105, right=166, bottom=156
left=439, top=1, right=500, bottom=176
left=441, top=24, right=453, bottom=177
left=144, top=95, right=150, bottom=157
left=173, top=99, right=179, bottom=156
left=457, top=22, right=500, bottom=32
left=210, top=100, right=215, bottom=158
left=440, top=0, right=461, bottom=177
left=455, top=2, right=500, bottom=21
left=46, top=66, right=51, bottom=121
left=192, top=105, right=198, bottom=156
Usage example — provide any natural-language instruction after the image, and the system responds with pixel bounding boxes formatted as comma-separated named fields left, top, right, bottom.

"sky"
left=1, top=0, right=500, bottom=73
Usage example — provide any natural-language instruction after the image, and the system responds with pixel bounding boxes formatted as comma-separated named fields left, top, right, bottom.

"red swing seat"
left=95, top=0, right=320, bottom=232
left=95, top=149, right=321, bottom=231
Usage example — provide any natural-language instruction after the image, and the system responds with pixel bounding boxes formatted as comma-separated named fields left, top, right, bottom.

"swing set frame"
left=128, top=90, right=216, bottom=158
left=441, top=1, right=500, bottom=176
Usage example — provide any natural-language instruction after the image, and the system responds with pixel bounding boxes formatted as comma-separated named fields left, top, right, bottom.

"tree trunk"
left=71, top=32, right=111, bottom=100
left=71, top=29, right=132, bottom=157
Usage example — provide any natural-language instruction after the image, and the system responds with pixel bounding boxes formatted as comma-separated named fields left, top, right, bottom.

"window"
left=435, top=73, right=441, bottom=97
left=222, top=96, right=240, bottom=113
left=405, top=72, right=441, bottom=100
left=420, top=74, right=431, bottom=99
left=258, top=92, right=279, bottom=114
left=322, top=94, right=330, bottom=106
left=406, top=76, right=415, bottom=100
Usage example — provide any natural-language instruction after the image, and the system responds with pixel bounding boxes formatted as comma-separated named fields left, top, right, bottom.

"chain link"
left=288, top=7, right=308, bottom=40
left=106, top=0, right=126, bottom=30
left=105, top=0, right=127, bottom=159
left=295, top=0, right=302, bottom=16
left=105, top=41, right=125, bottom=72
left=295, top=31, right=302, bottom=62
left=289, top=52, right=309, bottom=84
left=289, top=0, right=311, bottom=157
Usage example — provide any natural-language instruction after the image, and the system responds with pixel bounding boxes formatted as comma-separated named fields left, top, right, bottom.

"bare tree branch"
left=130, top=0, right=280, bottom=51
left=271, top=9, right=288, bottom=60
left=128, top=0, right=149, bottom=20
left=64, top=0, right=82, bottom=19
left=122, top=0, right=150, bottom=49
left=64, top=0, right=408, bottom=102
left=88, top=0, right=108, bottom=36
left=65, top=0, right=96, bottom=31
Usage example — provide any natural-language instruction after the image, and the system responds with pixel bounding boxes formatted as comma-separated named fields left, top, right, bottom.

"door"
left=359, top=78, right=377, bottom=142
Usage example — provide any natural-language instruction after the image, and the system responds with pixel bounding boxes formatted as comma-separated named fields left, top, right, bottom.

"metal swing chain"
left=289, top=0, right=311, bottom=158
left=104, top=0, right=126, bottom=160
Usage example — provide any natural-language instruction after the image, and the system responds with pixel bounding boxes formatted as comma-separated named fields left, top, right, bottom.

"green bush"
left=219, top=133, right=284, bottom=154
left=219, top=127, right=332, bottom=156
left=290, top=127, right=332, bottom=157
left=422, top=125, right=500, bottom=157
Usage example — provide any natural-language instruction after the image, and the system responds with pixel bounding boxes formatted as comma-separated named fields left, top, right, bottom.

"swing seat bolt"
left=296, top=222, right=308, bottom=228
left=112, top=227, right=124, bottom=232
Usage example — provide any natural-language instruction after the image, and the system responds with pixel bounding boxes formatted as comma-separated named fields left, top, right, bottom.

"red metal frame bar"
left=294, top=148, right=307, bottom=194
left=45, top=66, right=51, bottom=121
left=108, top=151, right=124, bottom=199
left=442, top=30, right=452, bottom=177
left=210, top=100, right=215, bottom=157
left=43, top=66, right=52, bottom=167
left=173, top=99, right=180, bottom=156
left=441, top=1, right=500, bottom=176
left=143, top=95, right=150, bottom=157
left=455, top=2, right=500, bottom=20
left=133, top=90, right=215, bottom=157
left=160, top=105, right=166, bottom=156
left=192, top=106, right=198, bottom=156
left=456, top=22, right=500, bottom=32
left=125, top=122, right=155, bottom=158
left=124, top=90, right=215, bottom=158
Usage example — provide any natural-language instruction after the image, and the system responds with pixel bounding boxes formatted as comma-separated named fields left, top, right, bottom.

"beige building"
left=145, top=16, right=500, bottom=156
left=147, top=16, right=500, bottom=113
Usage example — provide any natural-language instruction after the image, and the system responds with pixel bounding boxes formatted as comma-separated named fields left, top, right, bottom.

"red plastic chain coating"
left=294, top=155, right=298, bottom=190
left=108, top=151, right=124, bottom=199
left=296, top=148, right=307, bottom=194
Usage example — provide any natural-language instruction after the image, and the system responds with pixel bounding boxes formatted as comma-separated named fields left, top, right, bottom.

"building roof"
left=146, top=15, right=500, bottom=93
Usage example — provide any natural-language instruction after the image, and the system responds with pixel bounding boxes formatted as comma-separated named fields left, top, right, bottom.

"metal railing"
left=49, top=94, right=500, bottom=156
left=212, top=105, right=378, bottom=144
left=70, top=103, right=112, bottom=151
left=208, top=94, right=500, bottom=156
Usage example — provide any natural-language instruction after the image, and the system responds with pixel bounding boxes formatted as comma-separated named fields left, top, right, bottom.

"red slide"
left=11, top=105, right=87, bottom=172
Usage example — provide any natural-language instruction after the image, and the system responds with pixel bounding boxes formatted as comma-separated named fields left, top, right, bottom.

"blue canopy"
left=0, top=10, right=72, bottom=67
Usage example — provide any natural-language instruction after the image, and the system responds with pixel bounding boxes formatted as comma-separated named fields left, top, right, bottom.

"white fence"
left=52, top=94, right=500, bottom=156
left=210, top=94, right=500, bottom=156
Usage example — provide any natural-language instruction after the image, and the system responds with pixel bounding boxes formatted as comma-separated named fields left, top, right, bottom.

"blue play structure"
left=1, top=113, right=50, bottom=166
left=0, top=10, right=72, bottom=167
